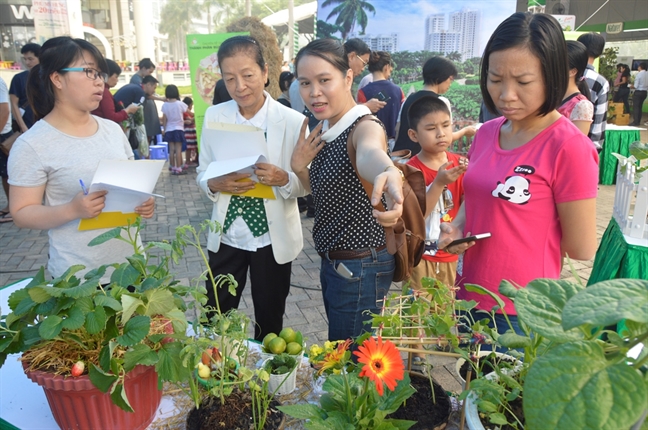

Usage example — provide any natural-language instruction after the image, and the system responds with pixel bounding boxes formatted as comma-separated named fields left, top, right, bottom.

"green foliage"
left=599, top=46, right=619, bottom=86
left=0, top=219, right=198, bottom=412
left=321, top=0, right=376, bottom=40
left=466, top=278, right=648, bottom=430
left=264, top=353, right=297, bottom=375
left=279, top=371, right=416, bottom=429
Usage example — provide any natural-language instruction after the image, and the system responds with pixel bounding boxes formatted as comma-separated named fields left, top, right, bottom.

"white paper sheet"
left=202, top=124, right=268, bottom=160
left=200, top=155, right=268, bottom=184
left=89, top=160, right=165, bottom=213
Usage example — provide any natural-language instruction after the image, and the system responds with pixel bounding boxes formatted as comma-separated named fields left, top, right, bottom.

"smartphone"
left=377, top=91, right=391, bottom=102
left=446, top=233, right=491, bottom=248
left=335, top=262, right=354, bottom=278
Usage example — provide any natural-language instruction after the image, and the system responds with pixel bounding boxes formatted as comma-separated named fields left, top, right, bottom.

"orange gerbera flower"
left=354, top=337, right=405, bottom=396
left=316, top=339, right=352, bottom=376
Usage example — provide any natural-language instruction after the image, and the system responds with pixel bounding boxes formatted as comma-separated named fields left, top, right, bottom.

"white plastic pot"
left=464, top=392, right=486, bottom=430
left=263, top=358, right=298, bottom=396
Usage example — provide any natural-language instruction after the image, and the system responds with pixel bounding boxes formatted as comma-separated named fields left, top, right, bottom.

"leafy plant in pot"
left=0, top=220, right=192, bottom=430
left=279, top=336, right=417, bottom=429
left=173, top=221, right=285, bottom=430
left=462, top=278, right=648, bottom=430
left=263, top=353, right=298, bottom=395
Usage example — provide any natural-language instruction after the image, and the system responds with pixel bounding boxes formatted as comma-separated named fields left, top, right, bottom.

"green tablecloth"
left=599, top=128, right=641, bottom=185
left=588, top=218, right=648, bottom=285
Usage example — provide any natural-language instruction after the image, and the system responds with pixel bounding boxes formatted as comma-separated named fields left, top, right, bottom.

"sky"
left=317, top=0, right=518, bottom=55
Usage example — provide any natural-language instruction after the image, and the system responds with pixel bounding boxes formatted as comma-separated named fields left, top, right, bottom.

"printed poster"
left=186, top=32, right=247, bottom=149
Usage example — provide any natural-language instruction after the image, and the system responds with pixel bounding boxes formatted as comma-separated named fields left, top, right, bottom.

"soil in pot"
left=387, top=372, right=451, bottom=430
left=481, top=396, right=524, bottom=430
left=186, top=389, right=285, bottom=430
left=459, top=353, right=519, bottom=381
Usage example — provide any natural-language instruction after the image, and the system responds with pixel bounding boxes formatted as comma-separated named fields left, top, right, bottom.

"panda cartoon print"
left=491, top=165, right=534, bottom=205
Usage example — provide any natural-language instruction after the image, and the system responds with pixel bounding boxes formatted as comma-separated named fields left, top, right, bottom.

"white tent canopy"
left=261, top=1, right=317, bottom=28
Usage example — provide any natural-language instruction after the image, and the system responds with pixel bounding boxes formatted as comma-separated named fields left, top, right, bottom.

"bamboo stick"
left=396, top=347, right=462, bottom=358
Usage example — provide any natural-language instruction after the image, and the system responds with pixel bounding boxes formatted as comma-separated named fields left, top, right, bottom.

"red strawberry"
left=71, top=361, right=85, bottom=377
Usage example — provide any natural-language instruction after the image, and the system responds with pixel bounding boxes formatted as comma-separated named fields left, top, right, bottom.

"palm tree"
left=321, top=0, right=376, bottom=41
left=159, top=0, right=202, bottom=60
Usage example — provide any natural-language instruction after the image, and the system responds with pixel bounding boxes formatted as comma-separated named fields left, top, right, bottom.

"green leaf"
left=110, top=264, right=140, bottom=289
left=35, top=298, right=57, bottom=315
left=94, top=295, right=122, bottom=311
left=103, top=315, right=119, bottom=341
left=116, top=315, right=150, bottom=347
left=478, top=400, right=499, bottom=413
left=85, top=305, right=107, bottom=334
left=61, top=306, right=85, bottom=330
left=524, top=341, right=647, bottom=430
left=126, top=254, right=147, bottom=275
left=99, top=342, right=115, bottom=372
left=121, top=295, right=144, bottom=324
left=498, top=332, right=532, bottom=349
left=488, top=412, right=509, bottom=425
left=277, top=403, right=325, bottom=420
left=139, top=277, right=162, bottom=292
left=123, top=344, right=158, bottom=372
left=110, top=382, right=134, bottom=413
left=38, top=315, right=63, bottom=339
left=64, top=280, right=101, bottom=299
left=498, top=280, right=519, bottom=300
left=88, top=227, right=122, bottom=246
left=464, top=283, right=506, bottom=311
left=28, top=287, right=55, bottom=303
left=8, top=287, right=30, bottom=312
left=562, top=279, right=648, bottom=330
left=150, top=241, right=173, bottom=251
left=88, top=363, right=118, bottom=393
left=155, top=341, right=186, bottom=382
left=13, top=296, right=36, bottom=317
left=515, top=278, right=585, bottom=342
left=629, top=141, right=648, bottom=160
left=144, top=289, right=175, bottom=316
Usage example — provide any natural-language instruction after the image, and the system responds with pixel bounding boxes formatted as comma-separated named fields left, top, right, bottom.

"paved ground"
left=0, top=126, right=643, bottom=393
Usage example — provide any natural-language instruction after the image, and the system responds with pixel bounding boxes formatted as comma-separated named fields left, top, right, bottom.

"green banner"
left=185, top=32, right=247, bottom=149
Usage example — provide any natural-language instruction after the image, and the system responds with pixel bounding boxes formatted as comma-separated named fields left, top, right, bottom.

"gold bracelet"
left=384, top=165, right=405, bottom=181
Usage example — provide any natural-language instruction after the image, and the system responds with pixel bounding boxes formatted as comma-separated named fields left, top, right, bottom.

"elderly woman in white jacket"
left=196, top=36, right=308, bottom=341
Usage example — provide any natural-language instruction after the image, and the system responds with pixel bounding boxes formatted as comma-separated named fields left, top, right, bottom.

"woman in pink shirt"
left=438, top=13, right=599, bottom=334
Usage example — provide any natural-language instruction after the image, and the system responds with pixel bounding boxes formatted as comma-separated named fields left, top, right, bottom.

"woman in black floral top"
left=291, top=38, right=404, bottom=342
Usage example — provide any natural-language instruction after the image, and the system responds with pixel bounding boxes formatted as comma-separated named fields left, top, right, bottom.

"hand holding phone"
left=446, top=233, right=491, bottom=249
left=377, top=91, right=391, bottom=102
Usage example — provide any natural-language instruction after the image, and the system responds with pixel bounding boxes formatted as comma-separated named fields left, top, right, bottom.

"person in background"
left=356, top=72, right=373, bottom=95
left=629, top=62, right=647, bottom=126
left=92, top=59, right=139, bottom=124
left=557, top=41, right=593, bottom=136
left=129, top=58, right=155, bottom=86
left=161, top=85, right=187, bottom=175
left=438, top=13, right=598, bottom=336
left=277, top=71, right=295, bottom=108
left=577, top=32, right=609, bottom=151
left=183, top=96, right=198, bottom=166
left=292, top=38, right=405, bottom=342
left=356, top=51, right=405, bottom=141
left=196, top=35, right=308, bottom=341
left=394, top=56, right=476, bottom=153
left=9, top=43, right=40, bottom=132
left=0, top=77, right=12, bottom=223
left=613, top=63, right=631, bottom=115
left=212, top=79, right=232, bottom=105
left=8, top=37, right=154, bottom=283
left=141, top=75, right=162, bottom=146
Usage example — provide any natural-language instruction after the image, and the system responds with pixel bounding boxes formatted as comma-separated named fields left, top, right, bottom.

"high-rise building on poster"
left=348, top=33, right=399, bottom=53
left=423, top=8, right=480, bottom=61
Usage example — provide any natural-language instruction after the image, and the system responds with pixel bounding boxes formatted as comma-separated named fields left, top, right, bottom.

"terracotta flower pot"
left=23, top=362, right=162, bottom=430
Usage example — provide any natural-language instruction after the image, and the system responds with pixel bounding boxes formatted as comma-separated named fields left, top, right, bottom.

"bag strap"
left=346, top=114, right=398, bottom=255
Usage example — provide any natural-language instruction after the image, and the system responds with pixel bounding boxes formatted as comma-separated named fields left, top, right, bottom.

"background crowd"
left=0, top=11, right=643, bottom=344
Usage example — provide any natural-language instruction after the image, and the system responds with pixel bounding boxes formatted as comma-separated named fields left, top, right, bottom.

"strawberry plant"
left=0, top=219, right=206, bottom=412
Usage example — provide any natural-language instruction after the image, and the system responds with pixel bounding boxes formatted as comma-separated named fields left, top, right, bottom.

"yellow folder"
left=222, top=178, right=276, bottom=199
left=78, top=212, right=139, bottom=231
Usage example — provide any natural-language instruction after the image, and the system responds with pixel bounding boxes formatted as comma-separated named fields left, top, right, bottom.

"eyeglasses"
left=356, top=55, right=368, bottom=69
left=60, top=67, right=108, bottom=83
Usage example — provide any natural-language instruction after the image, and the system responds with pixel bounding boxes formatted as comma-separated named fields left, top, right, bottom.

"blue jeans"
left=320, top=247, right=394, bottom=342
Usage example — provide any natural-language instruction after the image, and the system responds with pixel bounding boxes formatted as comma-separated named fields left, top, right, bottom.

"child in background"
left=183, top=96, right=197, bottom=167
left=407, top=96, right=467, bottom=288
left=161, top=85, right=187, bottom=175
left=405, top=95, right=467, bottom=366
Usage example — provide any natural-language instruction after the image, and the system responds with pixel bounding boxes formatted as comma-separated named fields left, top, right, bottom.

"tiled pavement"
left=0, top=157, right=631, bottom=394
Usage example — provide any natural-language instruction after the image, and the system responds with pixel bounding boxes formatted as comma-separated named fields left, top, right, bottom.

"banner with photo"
left=316, top=0, right=517, bottom=127
left=186, top=32, right=247, bottom=148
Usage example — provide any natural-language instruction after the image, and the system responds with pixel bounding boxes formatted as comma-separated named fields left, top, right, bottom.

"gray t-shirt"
left=8, top=116, right=137, bottom=281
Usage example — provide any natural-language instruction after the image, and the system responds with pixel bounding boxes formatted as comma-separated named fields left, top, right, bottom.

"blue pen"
left=79, top=179, right=89, bottom=195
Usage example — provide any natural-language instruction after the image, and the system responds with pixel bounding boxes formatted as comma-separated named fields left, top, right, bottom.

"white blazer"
left=196, top=97, right=308, bottom=264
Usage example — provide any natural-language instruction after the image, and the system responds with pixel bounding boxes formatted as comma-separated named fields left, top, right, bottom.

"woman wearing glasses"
left=7, top=37, right=154, bottom=282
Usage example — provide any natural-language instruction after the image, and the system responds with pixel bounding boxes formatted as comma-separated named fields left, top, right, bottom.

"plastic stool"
left=149, top=145, right=168, bottom=160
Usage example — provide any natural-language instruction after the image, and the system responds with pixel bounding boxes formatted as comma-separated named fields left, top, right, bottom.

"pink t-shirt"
left=456, top=116, right=599, bottom=315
